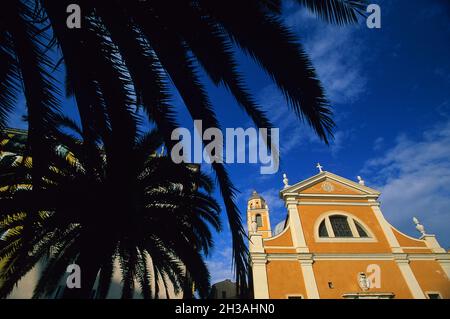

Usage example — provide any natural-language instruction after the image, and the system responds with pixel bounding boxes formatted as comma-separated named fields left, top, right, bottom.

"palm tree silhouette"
left=0, top=0, right=367, bottom=296
left=0, top=115, right=221, bottom=298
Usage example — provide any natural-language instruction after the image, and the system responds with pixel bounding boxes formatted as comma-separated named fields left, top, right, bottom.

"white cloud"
left=256, top=84, right=354, bottom=161
left=362, top=121, right=450, bottom=248
left=235, top=185, right=284, bottom=214
left=436, top=100, right=450, bottom=119
left=259, top=187, right=285, bottom=211
left=373, top=137, right=385, bottom=151
left=257, top=85, right=322, bottom=155
left=258, top=188, right=288, bottom=230
left=285, top=9, right=367, bottom=105
left=206, top=246, right=234, bottom=284
left=254, top=9, right=368, bottom=156
left=330, top=130, right=350, bottom=155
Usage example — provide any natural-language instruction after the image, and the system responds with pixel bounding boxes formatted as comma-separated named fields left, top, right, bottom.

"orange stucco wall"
left=298, top=204, right=392, bottom=253
left=299, top=198, right=369, bottom=203
left=264, top=226, right=293, bottom=247
left=313, top=260, right=413, bottom=298
left=391, top=227, right=427, bottom=247
left=266, top=261, right=307, bottom=298
left=264, top=259, right=419, bottom=299
left=301, top=179, right=363, bottom=195
left=249, top=174, right=450, bottom=299
left=410, top=261, right=450, bottom=298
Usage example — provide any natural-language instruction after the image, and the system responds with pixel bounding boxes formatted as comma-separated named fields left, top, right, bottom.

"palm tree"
left=0, top=0, right=367, bottom=294
left=0, top=116, right=222, bottom=298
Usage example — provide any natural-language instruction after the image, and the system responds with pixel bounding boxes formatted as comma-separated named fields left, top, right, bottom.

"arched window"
left=355, top=221, right=369, bottom=237
left=318, top=220, right=329, bottom=237
left=317, top=214, right=371, bottom=239
left=329, top=215, right=353, bottom=237
left=256, top=214, right=263, bottom=227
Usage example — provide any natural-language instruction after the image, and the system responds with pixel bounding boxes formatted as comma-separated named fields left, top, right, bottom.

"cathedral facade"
left=247, top=168, right=450, bottom=299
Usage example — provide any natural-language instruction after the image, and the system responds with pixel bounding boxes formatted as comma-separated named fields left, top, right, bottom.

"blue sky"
left=7, top=0, right=450, bottom=285
left=203, top=0, right=450, bottom=283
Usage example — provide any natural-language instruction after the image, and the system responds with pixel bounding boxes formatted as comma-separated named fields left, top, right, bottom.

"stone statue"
left=357, top=176, right=365, bottom=185
left=251, top=216, right=258, bottom=233
left=282, top=173, right=289, bottom=188
left=358, top=272, right=370, bottom=291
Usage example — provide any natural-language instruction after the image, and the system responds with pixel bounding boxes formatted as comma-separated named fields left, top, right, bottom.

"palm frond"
left=296, top=0, right=367, bottom=25
left=201, top=0, right=334, bottom=143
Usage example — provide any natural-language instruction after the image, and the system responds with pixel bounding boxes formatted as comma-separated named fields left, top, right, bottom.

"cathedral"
left=247, top=166, right=450, bottom=299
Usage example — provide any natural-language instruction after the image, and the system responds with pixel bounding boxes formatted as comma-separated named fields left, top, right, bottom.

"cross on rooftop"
left=316, top=163, right=324, bottom=173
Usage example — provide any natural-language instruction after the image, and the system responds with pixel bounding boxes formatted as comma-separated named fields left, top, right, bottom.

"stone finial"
left=413, top=217, right=426, bottom=235
left=357, top=176, right=365, bottom=186
left=282, top=173, right=289, bottom=188
left=316, top=163, right=324, bottom=173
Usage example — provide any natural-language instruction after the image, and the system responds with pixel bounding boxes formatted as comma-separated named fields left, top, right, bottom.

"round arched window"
left=318, top=214, right=371, bottom=238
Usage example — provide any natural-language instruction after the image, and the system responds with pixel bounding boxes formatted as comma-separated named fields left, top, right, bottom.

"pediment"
left=280, top=171, right=380, bottom=197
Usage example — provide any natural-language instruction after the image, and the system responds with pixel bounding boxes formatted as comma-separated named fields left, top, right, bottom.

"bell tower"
left=247, top=191, right=272, bottom=238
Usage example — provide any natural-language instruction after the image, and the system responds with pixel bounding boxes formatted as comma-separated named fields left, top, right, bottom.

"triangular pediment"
left=280, top=171, right=380, bottom=198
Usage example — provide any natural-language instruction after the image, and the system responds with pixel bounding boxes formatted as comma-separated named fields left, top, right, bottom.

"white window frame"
left=314, top=211, right=377, bottom=243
